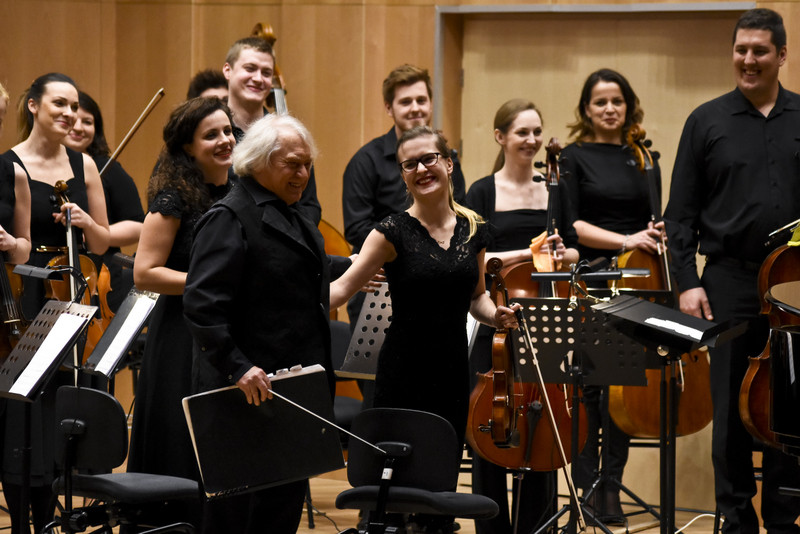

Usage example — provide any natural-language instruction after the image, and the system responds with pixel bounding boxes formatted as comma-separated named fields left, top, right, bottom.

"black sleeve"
left=663, top=115, right=704, bottom=292
left=342, top=150, right=379, bottom=249
left=101, top=160, right=145, bottom=224
left=184, top=207, right=254, bottom=384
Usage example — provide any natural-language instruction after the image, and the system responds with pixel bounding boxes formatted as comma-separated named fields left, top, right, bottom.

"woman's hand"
left=53, top=202, right=96, bottom=232
left=0, top=225, right=17, bottom=253
left=626, top=221, right=664, bottom=254
left=495, top=302, right=521, bottom=330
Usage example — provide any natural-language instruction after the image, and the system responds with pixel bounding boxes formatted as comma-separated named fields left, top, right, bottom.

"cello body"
left=739, top=244, right=800, bottom=448
left=606, top=125, right=713, bottom=439
left=608, top=249, right=713, bottom=438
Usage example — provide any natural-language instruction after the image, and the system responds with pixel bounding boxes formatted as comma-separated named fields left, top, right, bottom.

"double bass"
left=607, top=126, right=713, bottom=438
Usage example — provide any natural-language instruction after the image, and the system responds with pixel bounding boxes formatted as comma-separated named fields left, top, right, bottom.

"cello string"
left=267, top=389, right=386, bottom=454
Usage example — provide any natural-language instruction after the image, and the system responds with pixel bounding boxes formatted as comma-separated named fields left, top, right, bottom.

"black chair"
left=44, top=385, right=200, bottom=534
left=335, top=408, right=498, bottom=534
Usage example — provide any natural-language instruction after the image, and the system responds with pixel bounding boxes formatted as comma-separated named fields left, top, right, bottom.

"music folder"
left=182, top=364, right=344, bottom=498
left=591, top=294, right=746, bottom=354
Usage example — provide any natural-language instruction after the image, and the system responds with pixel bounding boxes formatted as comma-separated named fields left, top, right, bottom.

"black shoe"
left=596, top=490, right=625, bottom=526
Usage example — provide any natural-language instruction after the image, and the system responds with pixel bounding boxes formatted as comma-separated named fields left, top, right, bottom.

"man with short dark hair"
left=223, top=36, right=321, bottom=223
left=186, top=69, right=228, bottom=101
left=665, top=8, right=800, bottom=533
left=342, top=64, right=466, bottom=322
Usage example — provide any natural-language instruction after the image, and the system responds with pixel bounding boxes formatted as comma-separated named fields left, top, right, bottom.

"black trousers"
left=200, top=479, right=307, bottom=534
left=570, top=385, right=630, bottom=492
left=703, top=261, right=800, bottom=534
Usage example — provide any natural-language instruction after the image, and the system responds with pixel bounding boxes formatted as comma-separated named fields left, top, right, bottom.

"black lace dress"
left=127, top=184, right=230, bottom=482
left=373, top=212, right=489, bottom=446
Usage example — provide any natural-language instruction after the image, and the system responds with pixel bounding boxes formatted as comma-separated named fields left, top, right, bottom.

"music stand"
left=0, top=299, right=95, bottom=531
left=336, top=284, right=391, bottom=380
left=509, top=296, right=647, bottom=534
left=591, top=295, right=745, bottom=534
left=83, top=289, right=158, bottom=378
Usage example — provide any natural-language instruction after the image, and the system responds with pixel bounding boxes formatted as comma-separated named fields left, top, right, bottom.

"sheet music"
left=9, top=313, right=85, bottom=397
left=644, top=317, right=703, bottom=341
left=94, top=296, right=155, bottom=376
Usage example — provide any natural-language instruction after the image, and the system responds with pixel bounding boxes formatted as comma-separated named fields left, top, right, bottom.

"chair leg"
left=713, top=507, right=722, bottom=533
left=305, top=480, right=316, bottom=529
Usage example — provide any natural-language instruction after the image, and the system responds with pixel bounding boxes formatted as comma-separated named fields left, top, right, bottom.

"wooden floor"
left=298, top=469, right=726, bottom=534
left=0, top=468, right=760, bottom=534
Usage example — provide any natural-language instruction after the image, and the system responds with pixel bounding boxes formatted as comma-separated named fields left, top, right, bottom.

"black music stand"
left=83, top=289, right=158, bottom=379
left=0, top=299, right=95, bottom=532
left=591, top=295, right=745, bottom=534
left=509, top=295, right=647, bottom=534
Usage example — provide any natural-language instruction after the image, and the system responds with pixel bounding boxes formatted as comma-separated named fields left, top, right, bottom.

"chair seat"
left=336, top=485, right=498, bottom=519
left=54, top=472, right=199, bottom=504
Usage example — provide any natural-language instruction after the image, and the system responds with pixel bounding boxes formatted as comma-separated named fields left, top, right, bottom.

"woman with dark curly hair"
left=128, top=97, right=234, bottom=519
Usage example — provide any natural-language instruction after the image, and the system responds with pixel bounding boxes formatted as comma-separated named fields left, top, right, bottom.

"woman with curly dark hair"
left=128, top=97, right=234, bottom=523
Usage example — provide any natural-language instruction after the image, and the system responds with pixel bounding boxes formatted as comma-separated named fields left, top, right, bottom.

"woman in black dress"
left=560, top=68, right=664, bottom=523
left=466, top=99, right=579, bottom=534
left=63, top=91, right=145, bottom=312
left=331, top=126, right=519, bottom=511
left=128, top=97, right=234, bottom=502
left=2, top=72, right=109, bottom=534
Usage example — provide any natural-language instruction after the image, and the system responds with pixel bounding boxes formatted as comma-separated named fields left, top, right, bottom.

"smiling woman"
left=127, top=97, right=235, bottom=528
left=1, top=71, right=109, bottom=534
left=62, top=91, right=145, bottom=312
left=330, top=125, right=519, bottom=533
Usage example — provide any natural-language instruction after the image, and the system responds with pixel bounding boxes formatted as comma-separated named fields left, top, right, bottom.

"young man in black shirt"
left=665, top=8, right=800, bottom=533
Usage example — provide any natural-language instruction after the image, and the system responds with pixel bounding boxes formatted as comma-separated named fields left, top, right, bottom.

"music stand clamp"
left=14, top=264, right=90, bottom=304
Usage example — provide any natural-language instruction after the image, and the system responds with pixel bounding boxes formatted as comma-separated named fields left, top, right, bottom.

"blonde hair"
left=397, top=126, right=484, bottom=241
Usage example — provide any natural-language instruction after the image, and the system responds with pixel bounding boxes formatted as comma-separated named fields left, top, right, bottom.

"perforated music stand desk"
left=511, top=297, right=648, bottom=387
left=336, top=285, right=391, bottom=380
left=183, top=364, right=343, bottom=498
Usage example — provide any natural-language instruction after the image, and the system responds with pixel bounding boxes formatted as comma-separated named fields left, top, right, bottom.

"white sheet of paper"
left=9, top=313, right=85, bottom=397
left=95, top=297, right=155, bottom=376
left=644, top=317, right=703, bottom=341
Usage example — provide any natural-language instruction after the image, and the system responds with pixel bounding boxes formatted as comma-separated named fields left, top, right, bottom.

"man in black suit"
left=184, top=113, right=348, bottom=534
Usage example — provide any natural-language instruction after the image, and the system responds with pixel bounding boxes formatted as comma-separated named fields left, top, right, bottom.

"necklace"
left=436, top=239, right=445, bottom=245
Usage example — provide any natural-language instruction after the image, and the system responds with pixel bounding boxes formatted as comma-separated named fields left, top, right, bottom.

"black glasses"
left=398, top=152, right=441, bottom=173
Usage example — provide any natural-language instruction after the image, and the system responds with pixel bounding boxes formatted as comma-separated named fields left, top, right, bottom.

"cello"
left=739, top=242, right=800, bottom=449
left=607, top=126, right=713, bottom=438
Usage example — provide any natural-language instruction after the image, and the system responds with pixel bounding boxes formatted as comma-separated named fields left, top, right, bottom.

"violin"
left=739, top=244, right=800, bottom=449
left=252, top=22, right=288, bottom=115
left=46, top=180, right=102, bottom=363
left=607, top=125, right=713, bottom=438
